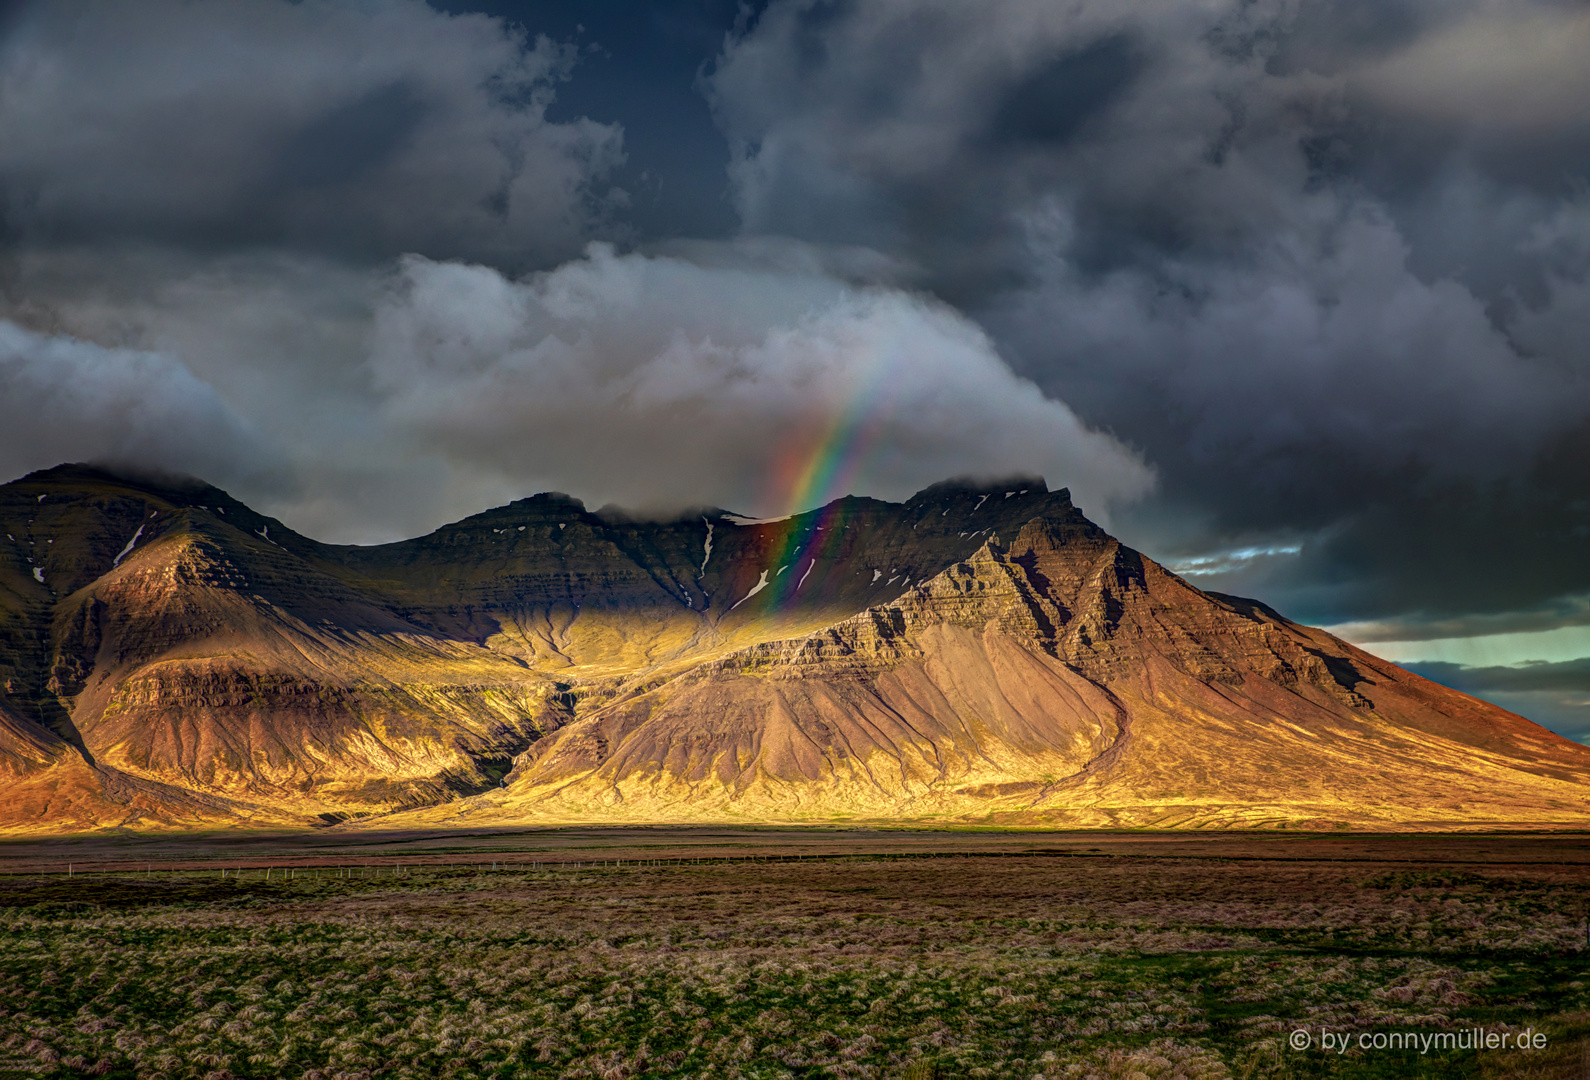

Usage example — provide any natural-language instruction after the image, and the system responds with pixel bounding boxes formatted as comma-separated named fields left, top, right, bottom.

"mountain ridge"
left=2, top=463, right=1586, bottom=833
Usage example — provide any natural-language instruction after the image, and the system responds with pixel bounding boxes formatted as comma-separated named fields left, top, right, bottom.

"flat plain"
left=2, top=830, right=1589, bottom=1079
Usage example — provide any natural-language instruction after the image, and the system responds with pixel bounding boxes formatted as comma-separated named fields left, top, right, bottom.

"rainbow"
left=750, top=385, right=898, bottom=613
left=713, top=316, right=914, bottom=616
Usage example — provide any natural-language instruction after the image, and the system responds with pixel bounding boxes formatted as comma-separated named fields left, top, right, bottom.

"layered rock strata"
left=1, top=464, right=1585, bottom=832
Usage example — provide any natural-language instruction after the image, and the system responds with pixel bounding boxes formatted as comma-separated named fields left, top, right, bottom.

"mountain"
left=1, top=463, right=1586, bottom=833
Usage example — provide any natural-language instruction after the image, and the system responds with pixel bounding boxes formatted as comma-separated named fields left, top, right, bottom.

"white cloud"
left=368, top=243, right=1154, bottom=519
left=2, top=243, right=1152, bottom=540
left=0, top=320, right=271, bottom=486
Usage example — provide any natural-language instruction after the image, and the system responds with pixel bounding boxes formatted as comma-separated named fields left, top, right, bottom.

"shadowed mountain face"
left=1, top=463, right=1586, bottom=833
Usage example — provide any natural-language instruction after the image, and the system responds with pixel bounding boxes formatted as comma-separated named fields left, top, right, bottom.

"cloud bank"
left=368, top=244, right=1152, bottom=518
left=0, top=241, right=1151, bottom=541
left=0, top=319, right=270, bottom=487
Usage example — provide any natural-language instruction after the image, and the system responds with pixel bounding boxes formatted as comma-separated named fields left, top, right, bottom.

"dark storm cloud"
left=1329, top=592, right=1590, bottom=646
left=986, top=35, right=1144, bottom=149
left=713, top=0, right=1590, bottom=306
left=1409, top=659, right=1590, bottom=695
left=1407, top=660, right=1590, bottom=744
left=709, top=0, right=1590, bottom=630
left=266, top=81, right=429, bottom=192
left=0, top=0, right=625, bottom=267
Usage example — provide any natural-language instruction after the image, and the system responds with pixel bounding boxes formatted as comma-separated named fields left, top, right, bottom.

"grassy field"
left=1, top=832, right=1589, bottom=1079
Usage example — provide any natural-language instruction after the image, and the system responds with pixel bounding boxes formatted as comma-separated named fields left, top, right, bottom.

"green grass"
left=0, top=856, right=1587, bottom=1078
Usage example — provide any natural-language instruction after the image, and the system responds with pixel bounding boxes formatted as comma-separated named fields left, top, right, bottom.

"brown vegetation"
left=2, top=833, right=1589, bottom=1078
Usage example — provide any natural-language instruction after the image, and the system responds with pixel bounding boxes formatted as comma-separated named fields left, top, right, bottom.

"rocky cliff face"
left=2, top=463, right=1586, bottom=833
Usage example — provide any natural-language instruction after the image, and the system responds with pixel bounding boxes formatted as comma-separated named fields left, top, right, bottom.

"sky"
left=0, top=0, right=1587, bottom=743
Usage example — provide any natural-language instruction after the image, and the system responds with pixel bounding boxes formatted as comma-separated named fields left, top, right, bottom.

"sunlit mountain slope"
left=2, top=464, right=1585, bottom=833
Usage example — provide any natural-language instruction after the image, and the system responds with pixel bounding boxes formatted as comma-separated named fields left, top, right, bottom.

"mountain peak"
left=512, top=491, right=588, bottom=512
left=908, top=475, right=1051, bottom=502
left=1, top=465, right=1587, bottom=834
left=17, top=461, right=236, bottom=508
